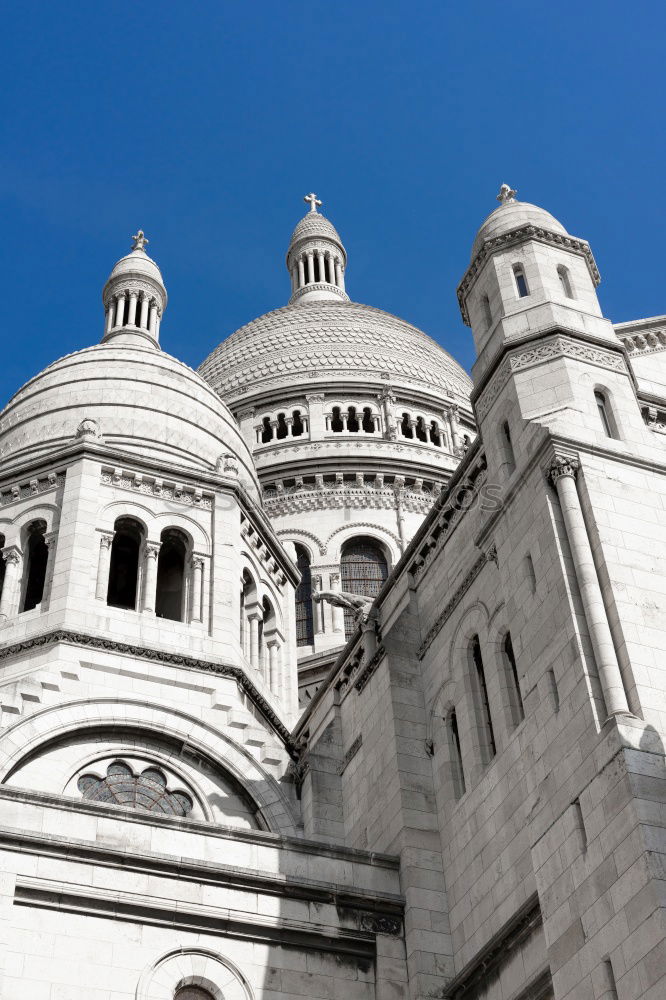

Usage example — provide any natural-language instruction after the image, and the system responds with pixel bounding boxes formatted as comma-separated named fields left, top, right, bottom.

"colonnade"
left=104, top=291, right=161, bottom=337
left=290, top=250, right=345, bottom=293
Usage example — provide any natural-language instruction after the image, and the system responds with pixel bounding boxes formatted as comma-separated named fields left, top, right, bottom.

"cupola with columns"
left=286, top=194, right=349, bottom=304
left=102, top=230, right=167, bottom=346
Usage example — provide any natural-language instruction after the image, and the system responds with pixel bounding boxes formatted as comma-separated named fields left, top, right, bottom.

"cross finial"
left=496, top=184, right=517, bottom=205
left=304, top=193, right=322, bottom=214
left=131, top=229, right=149, bottom=252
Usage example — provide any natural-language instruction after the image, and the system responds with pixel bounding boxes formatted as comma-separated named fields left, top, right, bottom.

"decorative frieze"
left=0, top=471, right=64, bottom=507
left=263, top=476, right=441, bottom=518
left=100, top=466, right=213, bottom=509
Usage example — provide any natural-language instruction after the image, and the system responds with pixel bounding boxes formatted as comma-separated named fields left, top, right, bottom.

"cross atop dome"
left=496, top=184, right=517, bottom=205
left=304, top=193, right=322, bottom=214
left=131, top=229, right=149, bottom=252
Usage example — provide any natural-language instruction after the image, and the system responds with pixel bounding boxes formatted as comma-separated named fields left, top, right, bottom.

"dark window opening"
left=155, top=528, right=187, bottom=622
left=347, top=406, right=359, bottom=432
left=513, top=265, right=529, bottom=298
left=295, top=545, right=314, bottom=647
left=502, top=420, right=516, bottom=472
left=449, top=709, right=466, bottom=798
left=340, top=538, right=388, bottom=639
left=401, top=412, right=413, bottom=438
left=481, top=293, right=493, bottom=329
left=331, top=406, right=343, bottom=432
left=276, top=413, right=288, bottom=439
left=292, top=410, right=304, bottom=436
left=595, top=390, right=616, bottom=438
left=362, top=407, right=374, bottom=432
left=416, top=417, right=428, bottom=442
left=22, top=521, right=48, bottom=612
left=261, top=416, right=273, bottom=443
left=429, top=421, right=441, bottom=445
left=107, top=517, right=143, bottom=610
left=471, top=635, right=496, bottom=761
left=175, top=986, right=216, bottom=1000
left=503, top=632, right=525, bottom=726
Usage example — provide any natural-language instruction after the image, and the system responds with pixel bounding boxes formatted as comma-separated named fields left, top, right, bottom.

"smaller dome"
left=289, top=212, right=344, bottom=247
left=471, top=198, right=568, bottom=261
left=107, top=248, right=165, bottom=285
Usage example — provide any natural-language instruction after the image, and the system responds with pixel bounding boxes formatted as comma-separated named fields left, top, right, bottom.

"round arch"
left=325, top=523, right=400, bottom=565
left=136, top=948, right=254, bottom=1000
left=0, top=698, right=299, bottom=835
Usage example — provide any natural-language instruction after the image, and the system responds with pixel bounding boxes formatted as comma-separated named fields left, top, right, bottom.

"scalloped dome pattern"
left=198, top=301, right=472, bottom=401
left=289, top=212, right=343, bottom=246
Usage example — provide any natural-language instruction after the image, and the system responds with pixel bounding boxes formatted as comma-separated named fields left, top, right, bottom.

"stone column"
left=297, top=258, right=305, bottom=288
left=139, top=294, right=149, bottom=329
left=548, top=457, right=630, bottom=717
left=394, top=476, right=407, bottom=553
left=114, top=293, right=125, bottom=327
left=313, top=574, right=324, bottom=634
left=105, top=305, right=114, bottom=334
left=127, top=292, right=138, bottom=326
left=141, top=541, right=161, bottom=614
left=42, top=530, right=58, bottom=610
left=95, top=532, right=114, bottom=601
left=379, top=387, right=397, bottom=440
left=330, top=572, right=345, bottom=634
left=446, top=403, right=461, bottom=453
left=0, top=548, right=22, bottom=620
left=335, top=259, right=342, bottom=287
left=149, top=301, right=158, bottom=337
left=268, top=640, right=279, bottom=693
left=317, top=251, right=326, bottom=282
left=306, top=252, right=315, bottom=284
left=327, top=254, right=336, bottom=284
left=249, top=612, right=260, bottom=670
left=190, top=556, right=204, bottom=623
left=305, top=394, right=326, bottom=438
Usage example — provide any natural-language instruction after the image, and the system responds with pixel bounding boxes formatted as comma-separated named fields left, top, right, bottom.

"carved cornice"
left=263, top=483, right=439, bottom=518
left=354, top=644, right=386, bottom=692
left=0, top=471, right=64, bottom=507
left=289, top=283, right=350, bottom=305
left=101, top=467, right=213, bottom=510
left=0, top=629, right=297, bottom=755
left=474, top=334, right=627, bottom=423
left=417, top=550, right=493, bottom=659
left=457, top=224, right=600, bottom=325
left=616, top=325, right=666, bottom=357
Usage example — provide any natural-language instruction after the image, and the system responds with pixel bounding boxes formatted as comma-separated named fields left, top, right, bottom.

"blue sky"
left=1, top=1, right=664, bottom=406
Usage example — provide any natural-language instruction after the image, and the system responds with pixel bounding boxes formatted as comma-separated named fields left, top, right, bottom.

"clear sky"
left=1, top=1, right=664, bottom=406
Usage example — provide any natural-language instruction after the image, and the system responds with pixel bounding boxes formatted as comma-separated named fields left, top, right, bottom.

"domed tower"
left=199, top=196, right=475, bottom=692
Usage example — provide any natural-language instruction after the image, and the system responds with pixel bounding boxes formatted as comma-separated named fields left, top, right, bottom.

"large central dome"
left=198, top=300, right=471, bottom=403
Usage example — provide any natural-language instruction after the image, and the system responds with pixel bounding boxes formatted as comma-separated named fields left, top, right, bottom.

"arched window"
left=429, top=420, right=442, bottom=446
left=501, top=420, right=516, bottom=473
left=340, top=537, right=389, bottom=639
left=175, top=986, right=216, bottom=1000
left=78, top=760, right=193, bottom=817
left=502, top=632, right=524, bottom=726
left=240, top=569, right=256, bottom=660
left=261, top=416, right=273, bottom=443
left=594, top=390, right=617, bottom=438
left=295, top=544, right=314, bottom=647
left=400, top=412, right=413, bottom=438
left=362, top=407, right=375, bottom=433
left=156, top=528, right=188, bottom=621
left=347, top=406, right=359, bottom=432
left=470, top=635, right=496, bottom=763
left=107, top=517, right=143, bottom=610
left=292, top=410, right=304, bottom=436
left=276, top=413, right=288, bottom=439
left=557, top=264, right=574, bottom=299
left=513, top=264, right=529, bottom=298
left=22, top=520, right=48, bottom=612
left=415, top=417, right=428, bottom=442
left=481, top=293, right=493, bottom=329
left=447, top=708, right=466, bottom=799
left=331, top=406, right=343, bottom=432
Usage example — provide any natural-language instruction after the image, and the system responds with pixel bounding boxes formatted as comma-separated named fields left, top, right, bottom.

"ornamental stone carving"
left=547, top=455, right=580, bottom=485
left=75, top=417, right=102, bottom=440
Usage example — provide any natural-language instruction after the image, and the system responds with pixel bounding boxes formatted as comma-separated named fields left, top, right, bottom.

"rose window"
left=77, top=760, right=193, bottom=816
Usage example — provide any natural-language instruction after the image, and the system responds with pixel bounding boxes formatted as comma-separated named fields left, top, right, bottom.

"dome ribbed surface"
left=198, top=301, right=472, bottom=401
left=289, top=213, right=343, bottom=246
left=471, top=201, right=568, bottom=260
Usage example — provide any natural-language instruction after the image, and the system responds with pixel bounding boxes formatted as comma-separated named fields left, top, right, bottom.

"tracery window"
left=107, top=517, right=143, bottom=610
left=21, top=520, right=48, bottom=612
left=295, top=544, right=314, bottom=647
left=340, top=537, right=388, bottom=639
left=77, top=760, right=193, bottom=816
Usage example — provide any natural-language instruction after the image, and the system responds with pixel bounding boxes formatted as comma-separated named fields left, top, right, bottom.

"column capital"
left=44, top=530, right=58, bottom=548
left=191, top=554, right=205, bottom=571
left=306, top=393, right=325, bottom=403
left=144, top=541, right=161, bottom=560
left=98, top=530, right=115, bottom=550
left=1, top=545, right=22, bottom=566
left=548, top=455, right=579, bottom=486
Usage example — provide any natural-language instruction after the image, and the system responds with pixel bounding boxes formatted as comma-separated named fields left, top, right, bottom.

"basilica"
left=0, top=187, right=664, bottom=1000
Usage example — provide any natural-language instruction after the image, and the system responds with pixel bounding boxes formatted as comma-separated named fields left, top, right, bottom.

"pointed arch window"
left=340, top=538, right=388, bottom=639
left=513, top=264, right=529, bottom=298
left=470, top=635, right=496, bottom=763
left=557, top=264, right=574, bottom=299
left=155, top=528, right=188, bottom=621
left=107, top=517, right=143, bottom=610
left=22, top=520, right=48, bottom=612
left=295, top=544, right=314, bottom=647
